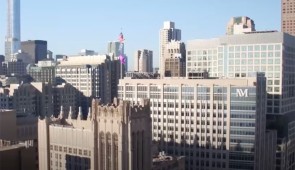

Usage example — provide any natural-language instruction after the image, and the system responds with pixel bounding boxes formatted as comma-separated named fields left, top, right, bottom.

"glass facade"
left=187, top=34, right=295, bottom=115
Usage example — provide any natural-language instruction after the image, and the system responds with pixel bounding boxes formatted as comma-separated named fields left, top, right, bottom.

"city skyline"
left=0, top=0, right=281, bottom=68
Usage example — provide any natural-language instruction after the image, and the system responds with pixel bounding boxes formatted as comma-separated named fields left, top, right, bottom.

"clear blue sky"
left=0, top=0, right=281, bottom=69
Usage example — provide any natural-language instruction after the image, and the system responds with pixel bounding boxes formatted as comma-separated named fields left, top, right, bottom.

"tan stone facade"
left=282, top=0, right=295, bottom=36
left=0, top=109, right=38, bottom=170
left=38, top=98, right=152, bottom=170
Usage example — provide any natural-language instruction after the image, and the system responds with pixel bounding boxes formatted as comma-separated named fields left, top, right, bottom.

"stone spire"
left=87, top=107, right=92, bottom=120
left=78, top=107, right=83, bottom=120
left=68, top=106, right=74, bottom=120
left=59, top=106, right=65, bottom=119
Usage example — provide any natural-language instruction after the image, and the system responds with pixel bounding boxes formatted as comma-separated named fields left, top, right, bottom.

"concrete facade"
left=56, top=55, right=122, bottom=114
left=159, top=21, right=181, bottom=77
left=0, top=82, right=53, bottom=117
left=27, top=60, right=56, bottom=84
left=0, top=109, right=38, bottom=170
left=2, top=60, right=28, bottom=76
left=118, top=74, right=275, bottom=170
left=134, top=49, right=153, bottom=73
left=38, top=98, right=152, bottom=170
left=164, top=41, right=186, bottom=77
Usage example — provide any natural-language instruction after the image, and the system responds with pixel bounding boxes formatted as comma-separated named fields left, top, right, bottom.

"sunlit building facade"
left=118, top=74, right=275, bottom=170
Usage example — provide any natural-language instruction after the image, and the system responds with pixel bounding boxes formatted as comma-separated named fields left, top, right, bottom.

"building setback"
left=38, top=98, right=152, bottom=170
left=118, top=74, right=276, bottom=170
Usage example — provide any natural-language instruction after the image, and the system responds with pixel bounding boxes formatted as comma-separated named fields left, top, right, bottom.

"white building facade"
left=134, top=49, right=153, bottom=73
left=186, top=32, right=295, bottom=115
left=118, top=74, right=275, bottom=170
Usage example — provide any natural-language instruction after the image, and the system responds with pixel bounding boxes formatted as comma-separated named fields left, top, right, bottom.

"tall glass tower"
left=5, top=0, right=21, bottom=61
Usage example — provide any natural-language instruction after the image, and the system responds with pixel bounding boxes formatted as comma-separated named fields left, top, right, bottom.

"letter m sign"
left=236, top=89, right=249, bottom=97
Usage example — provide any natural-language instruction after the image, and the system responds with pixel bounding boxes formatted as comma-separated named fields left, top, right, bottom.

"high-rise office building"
left=186, top=31, right=295, bottom=115
left=282, top=0, right=295, bottom=36
left=5, top=0, right=21, bottom=62
left=21, top=40, right=48, bottom=64
left=56, top=55, right=122, bottom=114
left=226, top=16, right=256, bottom=35
left=107, top=41, right=128, bottom=72
left=0, top=82, right=53, bottom=117
left=134, top=49, right=153, bottom=73
left=118, top=74, right=276, bottom=170
left=27, top=60, right=56, bottom=84
left=107, top=41, right=122, bottom=58
left=2, top=60, right=28, bottom=76
left=38, top=98, right=152, bottom=170
left=164, top=41, right=186, bottom=77
left=159, top=21, right=181, bottom=77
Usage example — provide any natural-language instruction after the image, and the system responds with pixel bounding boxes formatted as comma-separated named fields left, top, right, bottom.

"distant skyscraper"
left=0, top=55, right=4, bottom=63
left=21, top=40, right=47, bottom=64
left=163, top=41, right=186, bottom=77
left=134, top=49, right=153, bottom=72
left=5, top=0, right=21, bottom=61
left=107, top=41, right=122, bottom=58
left=226, top=16, right=255, bottom=35
left=282, top=0, right=295, bottom=36
left=159, top=21, right=181, bottom=77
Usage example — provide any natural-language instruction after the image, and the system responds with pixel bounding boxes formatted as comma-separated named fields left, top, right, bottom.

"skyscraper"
left=163, top=41, right=186, bottom=77
left=134, top=49, right=153, bottom=73
left=5, top=0, right=21, bottom=61
left=282, top=0, right=295, bottom=36
left=186, top=31, right=295, bottom=115
left=159, top=21, right=181, bottom=77
left=21, top=40, right=48, bottom=64
left=118, top=74, right=276, bottom=170
left=107, top=41, right=122, bottom=58
left=226, top=16, right=255, bottom=35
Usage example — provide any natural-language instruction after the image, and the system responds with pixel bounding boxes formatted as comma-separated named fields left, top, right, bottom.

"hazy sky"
left=0, top=0, right=281, bottom=68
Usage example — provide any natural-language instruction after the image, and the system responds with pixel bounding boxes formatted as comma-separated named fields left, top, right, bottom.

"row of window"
left=50, top=145, right=91, bottom=157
